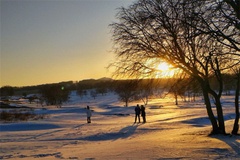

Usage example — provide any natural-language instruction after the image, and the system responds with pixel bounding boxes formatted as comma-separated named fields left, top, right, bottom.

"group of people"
left=85, top=104, right=146, bottom=124
left=134, top=104, right=146, bottom=123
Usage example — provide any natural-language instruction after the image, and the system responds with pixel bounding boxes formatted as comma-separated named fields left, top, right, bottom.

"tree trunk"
left=232, top=73, right=240, bottom=135
left=214, top=95, right=226, bottom=134
left=209, top=57, right=226, bottom=134
left=175, top=92, right=178, bottom=105
left=125, top=100, right=128, bottom=107
left=206, top=87, right=226, bottom=134
left=201, top=84, right=219, bottom=134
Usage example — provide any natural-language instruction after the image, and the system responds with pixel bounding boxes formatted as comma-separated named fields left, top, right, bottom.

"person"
left=86, top=106, right=92, bottom=123
left=141, top=105, right=146, bottom=123
left=134, top=104, right=141, bottom=123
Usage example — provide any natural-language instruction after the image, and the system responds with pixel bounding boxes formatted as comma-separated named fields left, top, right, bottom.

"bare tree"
left=168, top=75, right=189, bottom=105
left=232, top=67, right=240, bottom=135
left=90, top=90, right=97, bottom=99
left=110, top=0, right=239, bottom=134
left=39, top=84, right=70, bottom=107
left=135, top=79, right=155, bottom=106
left=114, top=80, right=138, bottom=107
left=223, top=0, right=240, bottom=20
left=192, top=0, right=240, bottom=52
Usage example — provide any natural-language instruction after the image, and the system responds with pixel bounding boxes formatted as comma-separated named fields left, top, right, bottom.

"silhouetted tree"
left=110, top=0, right=239, bottom=134
left=186, top=78, right=202, bottom=102
left=0, top=86, right=14, bottom=97
left=232, top=67, right=240, bottom=135
left=222, top=74, right=235, bottom=95
left=191, top=0, right=240, bottom=52
left=135, top=79, right=155, bottom=106
left=169, top=76, right=188, bottom=105
left=77, top=85, right=87, bottom=99
left=90, top=90, right=97, bottom=99
left=28, top=95, right=37, bottom=104
left=39, top=84, right=70, bottom=107
left=114, top=80, right=138, bottom=107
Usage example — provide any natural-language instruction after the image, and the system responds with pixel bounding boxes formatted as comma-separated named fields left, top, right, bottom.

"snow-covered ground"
left=0, top=91, right=239, bottom=160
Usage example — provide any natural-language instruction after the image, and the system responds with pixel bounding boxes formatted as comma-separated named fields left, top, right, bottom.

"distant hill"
left=97, top=77, right=113, bottom=81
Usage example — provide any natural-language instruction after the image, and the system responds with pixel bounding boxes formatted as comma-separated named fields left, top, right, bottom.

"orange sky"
left=0, top=0, right=134, bottom=87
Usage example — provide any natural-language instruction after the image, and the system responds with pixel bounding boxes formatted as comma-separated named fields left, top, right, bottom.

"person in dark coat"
left=141, top=105, right=146, bottom=123
left=135, top=104, right=141, bottom=123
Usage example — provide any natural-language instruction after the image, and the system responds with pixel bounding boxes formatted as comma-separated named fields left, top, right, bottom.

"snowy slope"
left=0, top=91, right=239, bottom=159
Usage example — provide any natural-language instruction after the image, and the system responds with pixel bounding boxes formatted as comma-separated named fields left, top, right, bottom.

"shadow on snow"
left=77, top=124, right=141, bottom=141
left=181, top=113, right=237, bottom=127
left=0, top=122, right=61, bottom=132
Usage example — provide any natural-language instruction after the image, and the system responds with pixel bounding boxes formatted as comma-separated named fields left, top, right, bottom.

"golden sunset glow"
left=156, top=62, right=175, bottom=78
left=157, top=62, right=170, bottom=71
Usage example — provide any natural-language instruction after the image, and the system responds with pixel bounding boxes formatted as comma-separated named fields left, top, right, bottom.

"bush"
left=0, top=110, right=46, bottom=122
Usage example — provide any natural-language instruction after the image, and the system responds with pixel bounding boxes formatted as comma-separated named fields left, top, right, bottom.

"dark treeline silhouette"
left=0, top=81, right=74, bottom=107
left=0, top=74, right=237, bottom=98
left=0, top=75, right=238, bottom=110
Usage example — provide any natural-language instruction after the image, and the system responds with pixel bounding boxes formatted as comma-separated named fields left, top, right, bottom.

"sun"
left=155, top=62, right=176, bottom=78
left=157, top=62, right=170, bottom=71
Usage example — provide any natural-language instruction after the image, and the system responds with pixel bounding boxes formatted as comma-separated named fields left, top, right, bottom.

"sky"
left=0, top=0, right=135, bottom=87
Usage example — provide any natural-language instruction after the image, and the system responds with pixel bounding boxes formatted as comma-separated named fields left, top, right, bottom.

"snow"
left=0, top=91, right=239, bottom=159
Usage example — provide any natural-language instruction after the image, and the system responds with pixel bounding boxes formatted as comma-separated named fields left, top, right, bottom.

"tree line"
left=0, top=75, right=237, bottom=107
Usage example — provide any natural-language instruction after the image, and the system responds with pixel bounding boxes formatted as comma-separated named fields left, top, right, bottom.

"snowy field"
left=0, top=91, right=239, bottom=160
